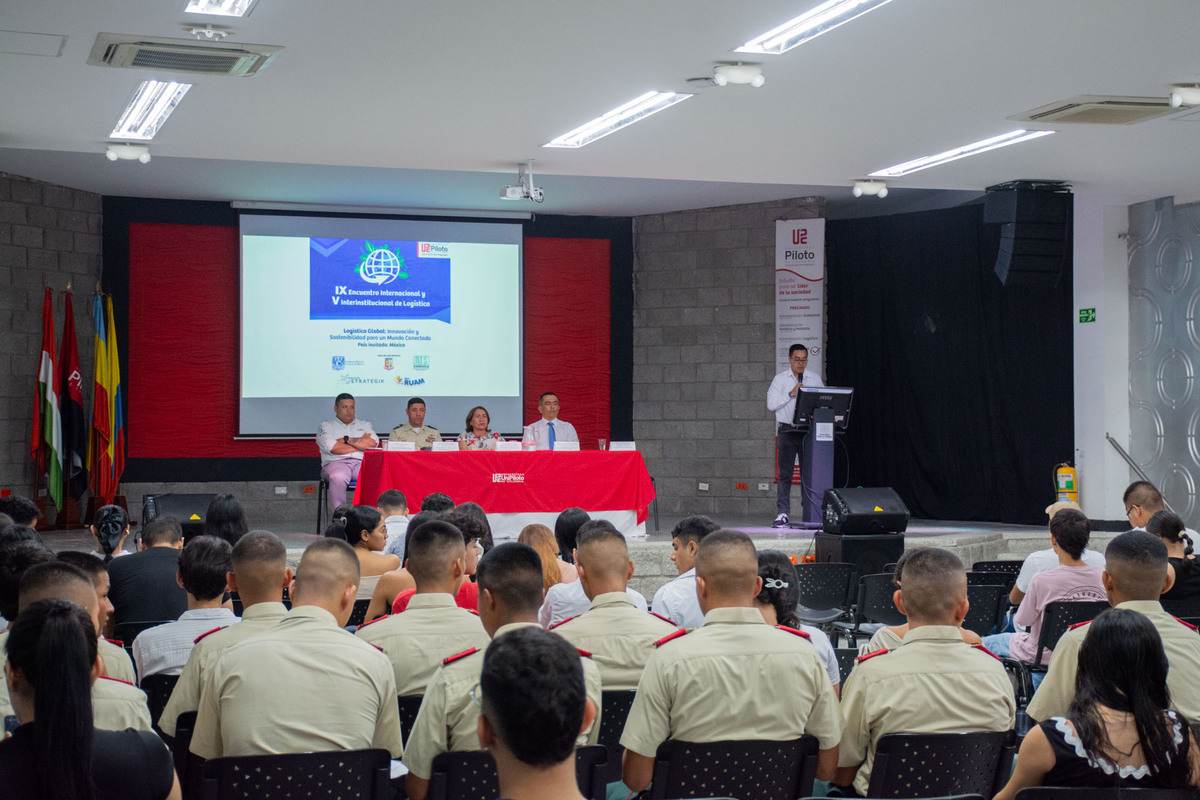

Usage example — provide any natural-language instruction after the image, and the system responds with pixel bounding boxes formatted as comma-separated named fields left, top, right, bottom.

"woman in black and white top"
left=1148, top=510, right=1200, bottom=615
left=996, top=608, right=1200, bottom=796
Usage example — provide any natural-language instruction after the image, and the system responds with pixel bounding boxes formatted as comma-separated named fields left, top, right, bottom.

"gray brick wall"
left=632, top=197, right=824, bottom=521
left=0, top=172, right=102, bottom=503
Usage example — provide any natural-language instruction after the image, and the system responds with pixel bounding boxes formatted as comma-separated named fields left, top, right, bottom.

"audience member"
left=364, top=512, right=436, bottom=621
left=983, top=509, right=1105, bottom=668
left=454, top=502, right=494, bottom=553
left=998, top=608, right=1200, bottom=796
left=0, top=536, right=53, bottom=625
left=860, top=549, right=982, bottom=652
left=377, top=489, right=410, bottom=558
left=550, top=524, right=675, bottom=689
left=420, top=492, right=455, bottom=514
left=755, top=550, right=842, bottom=694
left=316, top=392, right=379, bottom=510
left=835, top=547, right=1015, bottom=795
left=1124, top=480, right=1200, bottom=540
left=522, top=391, right=579, bottom=451
left=0, top=496, right=38, bottom=529
left=57, top=551, right=136, bottom=683
left=132, top=536, right=238, bottom=681
left=1011, top=500, right=1104, bottom=604
left=190, top=538, right=402, bottom=759
left=357, top=520, right=488, bottom=696
left=385, top=510, right=487, bottom=617
left=540, top=520, right=648, bottom=628
left=107, top=516, right=186, bottom=626
left=389, top=397, right=441, bottom=450
left=89, top=504, right=131, bottom=562
left=1028, top=530, right=1200, bottom=722
left=518, top=523, right=571, bottom=588
left=10, top=562, right=152, bottom=731
left=203, top=493, right=248, bottom=546
left=478, top=627, right=596, bottom=800
left=554, top=507, right=590, bottom=565
left=650, top=515, right=720, bottom=629
left=159, top=531, right=291, bottom=737
left=403, top=542, right=601, bottom=800
left=621, top=530, right=840, bottom=792
left=457, top=405, right=501, bottom=450
left=330, top=504, right=400, bottom=600
left=1148, top=510, right=1200, bottom=613
left=0, top=600, right=179, bottom=800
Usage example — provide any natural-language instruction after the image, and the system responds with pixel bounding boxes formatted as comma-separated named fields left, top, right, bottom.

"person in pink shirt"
left=982, top=509, right=1106, bottom=678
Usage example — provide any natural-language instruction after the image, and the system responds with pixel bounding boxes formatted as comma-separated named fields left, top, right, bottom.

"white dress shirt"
left=539, top=580, right=647, bottom=628
left=1015, top=547, right=1107, bottom=593
left=766, top=369, right=826, bottom=425
left=316, top=417, right=378, bottom=465
left=800, top=624, right=841, bottom=687
left=132, top=607, right=240, bottom=681
left=523, top=418, right=580, bottom=450
left=650, top=568, right=705, bottom=630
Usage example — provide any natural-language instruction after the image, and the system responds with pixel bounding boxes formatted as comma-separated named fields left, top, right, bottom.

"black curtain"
left=826, top=202, right=1073, bottom=525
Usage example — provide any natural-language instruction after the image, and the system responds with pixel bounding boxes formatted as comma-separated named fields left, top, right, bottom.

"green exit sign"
left=1079, top=307, right=1097, bottom=323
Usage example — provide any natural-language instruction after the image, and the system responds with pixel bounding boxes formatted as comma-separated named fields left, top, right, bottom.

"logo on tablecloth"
left=492, top=473, right=525, bottom=484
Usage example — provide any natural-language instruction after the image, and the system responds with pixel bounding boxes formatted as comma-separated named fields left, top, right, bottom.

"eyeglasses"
left=1125, top=505, right=1139, bottom=518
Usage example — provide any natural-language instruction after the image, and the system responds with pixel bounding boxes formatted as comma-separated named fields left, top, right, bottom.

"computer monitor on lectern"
left=792, top=386, right=853, bottom=428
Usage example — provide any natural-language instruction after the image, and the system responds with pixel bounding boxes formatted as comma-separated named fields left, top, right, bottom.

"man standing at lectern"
left=316, top=393, right=379, bottom=509
left=767, top=344, right=824, bottom=528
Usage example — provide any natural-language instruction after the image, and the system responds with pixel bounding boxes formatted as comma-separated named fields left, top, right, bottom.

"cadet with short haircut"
left=56, top=550, right=137, bottom=684
left=835, top=547, right=1015, bottom=796
left=190, top=538, right=403, bottom=759
left=1027, top=530, right=1200, bottom=721
left=621, top=530, right=841, bottom=793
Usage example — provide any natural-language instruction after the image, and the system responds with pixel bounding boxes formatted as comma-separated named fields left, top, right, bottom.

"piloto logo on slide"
left=492, top=473, right=525, bottom=484
left=356, top=242, right=407, bottom=286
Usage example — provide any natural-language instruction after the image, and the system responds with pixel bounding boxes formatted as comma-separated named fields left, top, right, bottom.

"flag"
left=106, top=294, right=125, bottom=496
left=33, top=288, right=63, bottom=509
left=58, top=290, right=88, bottom=500
left=88, top=293, right=113, bottom=503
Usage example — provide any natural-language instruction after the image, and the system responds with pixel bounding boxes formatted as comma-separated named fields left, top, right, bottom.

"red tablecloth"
left=352, top=450, right=657, bottom=523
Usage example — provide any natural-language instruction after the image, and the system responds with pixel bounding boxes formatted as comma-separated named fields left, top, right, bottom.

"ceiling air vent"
left=1011, top=95, right=1172, bottom=125
left=88, top=33, right=281, bottom=76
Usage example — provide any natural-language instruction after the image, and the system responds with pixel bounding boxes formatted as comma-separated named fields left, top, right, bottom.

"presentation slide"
left=239, top=214, right=522, bottom=436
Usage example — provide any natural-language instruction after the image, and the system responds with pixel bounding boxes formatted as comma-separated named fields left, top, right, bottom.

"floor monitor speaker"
left=815, top=532, right=905, bottom=579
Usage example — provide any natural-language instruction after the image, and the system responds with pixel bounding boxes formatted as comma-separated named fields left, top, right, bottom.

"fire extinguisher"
left=1054, top=463, right=1079, bottom=503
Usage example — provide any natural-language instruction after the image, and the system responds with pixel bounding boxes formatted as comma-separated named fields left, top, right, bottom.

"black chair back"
left=398, top=695, right=423, bottom=744
left=649, top=737, right=819, bottom=799
left=428, top=751, right=498, bottom=800
left=575, top=745, right=611, bottom=800
left=347, top=598, right=371, bottom=628
left=139, top=673, right=179, bottom=733
left=867, top=731, right=1015, bottom=798
left=199, top=748, right=391, bottom=800
left=1161, top=598, right=1200, bottom=619
left=857, top=573, right=905, bottom=626
left=970, top=561, right=1021, bottom=592
left=1016, top=789, right=1198, bottom=800
left=834, top=648, right=859, bottom=684
left=599, top=690, right=637, bottom=749
left=882, top=562, right=899, bottom=573
left=1033, top=600, right=1109, bottom=664
left=171, top=710, right=198, bottom=791
left=966, top=571, right=1008, bottom=586
left=963, top=584, right=1007, bottom=637
left=794, top=562, right=855, bottom=622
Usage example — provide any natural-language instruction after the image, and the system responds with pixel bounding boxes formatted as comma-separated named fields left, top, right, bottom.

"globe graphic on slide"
left=360, top=248, right=403, bottom=285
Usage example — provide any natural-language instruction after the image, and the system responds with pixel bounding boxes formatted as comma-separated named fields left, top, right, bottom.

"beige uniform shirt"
left=356, top=592, right=489, bottom=696
left=403, top=621, right=603, bottom=780
left=1028, top=600, right=1200, bottom=721
left=158, top=602, right=288, bottom=736
left=620, top=606, right=841, bottom=758
left=838, top=625, right=1016, bottom=796
left=389, top=424, right=442, bottom=449
left=190, top=605, right=403, bottom=759
left=100, top=637, right=137, bottom=683
left=551, top=591, right=678, bottom=690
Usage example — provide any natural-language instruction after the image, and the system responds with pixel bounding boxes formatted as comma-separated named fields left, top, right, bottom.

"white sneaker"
left=772, top=513, right=789, bottom=528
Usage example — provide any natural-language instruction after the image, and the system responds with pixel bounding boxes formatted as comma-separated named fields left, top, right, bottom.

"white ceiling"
left=0, top=0, right=1197, bottom=214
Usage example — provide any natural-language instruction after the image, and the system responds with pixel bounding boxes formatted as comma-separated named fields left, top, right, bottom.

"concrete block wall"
left=122, top=480, right=322, bottom=531
left=0, top=172, right=102, bottom=500
left=631, top=197, right=824, bottom=521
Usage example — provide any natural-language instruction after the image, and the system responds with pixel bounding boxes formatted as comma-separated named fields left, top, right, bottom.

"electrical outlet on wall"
left=758, top=483, right=770, bottom=491
left=698, top=482, right=710, bottom=492
left=274, top=486, right=287, bottom=496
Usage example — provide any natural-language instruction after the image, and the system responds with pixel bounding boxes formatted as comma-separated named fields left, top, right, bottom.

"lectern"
left=790, top=386, right=853, bottom=526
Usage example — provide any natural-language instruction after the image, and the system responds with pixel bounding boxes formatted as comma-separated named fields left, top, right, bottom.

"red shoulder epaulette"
left=1173, top=616, right=1198, bottom=631
left=648, top=611, right=674, bottom=624
left=972, top=644, right=1001, bottom=661
left=443, top=647, right=479, bottom=665
left=193, top=626, right=226, bottom=645
left=371, top=643, right=385, bottom=653
left=98, top=675, right=135, bottom=686
left=776, top=625, right=812, bottom=640
left=856, top=648, right=889, bottom=664
left=653, top=628, right=688, bottom=648
left=548, top=615, right=577, bottom=630
left=356, top=614, right=388, bottom=630
left=576, top=647, right=593, bottom=658
left=467, top=609, right=479, bottom=616
left=103, top=637, right=124, bottom=647
left=1068, top=620, right=1092, bottom=631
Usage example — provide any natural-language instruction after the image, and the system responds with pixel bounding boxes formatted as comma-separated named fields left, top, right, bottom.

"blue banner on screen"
left=309, top=238, right=452, bottom=322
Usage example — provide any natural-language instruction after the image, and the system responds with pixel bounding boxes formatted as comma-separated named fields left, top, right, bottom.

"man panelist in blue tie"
left=523, top=392, right=579, bottom=450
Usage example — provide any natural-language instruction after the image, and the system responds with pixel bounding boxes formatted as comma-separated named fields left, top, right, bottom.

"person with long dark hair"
left=1148, top=510, right=1200, bottom=613
left=997, top=608, right=1200, bottom=796
left=89, top=505, right=130, bottom=563
left=203, top=493, right=249, bottom=547
left=754, top=550, right=841, bottom=695
left=0, top=599, right=179, bottom=800
left=329, top=505, right=399, bottom=599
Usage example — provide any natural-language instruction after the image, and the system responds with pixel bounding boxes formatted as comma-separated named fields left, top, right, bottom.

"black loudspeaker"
left=815, top=532, right=905, bottom=578
left=822, top=487, right=910, bottom=535
left=142, top=494, right=216, bottom=541
left=983, top=181, right=1071, bottom=286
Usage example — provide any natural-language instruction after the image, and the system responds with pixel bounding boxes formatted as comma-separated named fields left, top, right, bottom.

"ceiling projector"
left=500, top=162, right=545, bottom=203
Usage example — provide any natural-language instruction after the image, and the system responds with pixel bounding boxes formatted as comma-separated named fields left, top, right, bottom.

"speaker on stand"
left=816, top=487, right=909, bottom=581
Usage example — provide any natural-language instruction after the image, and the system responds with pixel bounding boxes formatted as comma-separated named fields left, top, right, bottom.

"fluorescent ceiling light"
left=737, top=0, right=898, bottom=55
left=184, top=0, right=258, bottom=16
left=110, top=80, right=192, bottom=141
left=868, top=129, right=1055, bottom=177
left=543, top=91, right=693, bottom=148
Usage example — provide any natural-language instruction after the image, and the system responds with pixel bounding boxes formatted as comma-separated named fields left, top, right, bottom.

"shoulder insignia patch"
left=193, top=626, right=227, bottom=645
left=1173, top=616, right=1198, bottom=631
left=653, top=628, right=688, bottom=648
left=548, top=615, right=577, bottom=630
left=1068, top=620, right=1093, bottom=631
left=103, top=637, right=124, bottom=647
left=98, top=675, right=135, bottom=686
left=776, top=625, right=811, bottom=640
left=972, top=644, right=1001, bottom=661
left=356, top=614, right=389, bottom=630
left=648, top=611, right=674, bottom=624
left=856, top=648, right=889, bottom=664
left=576, top=647, right=593, bottom=658
left=442, top=647, right=479, bottom=666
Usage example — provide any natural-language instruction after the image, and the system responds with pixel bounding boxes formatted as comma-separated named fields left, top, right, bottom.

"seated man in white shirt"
left=1011, top=500, right=1105, bottom=604
left=540, top=519, right=647, bottom=628
left=651, top=515, right=721, bottom=629
left=766, top=343, right=825, bottom=528
left=1125, top=480, right=1200, bottom=540
left=523, top=392, right=579, bottom=450
left=316, top=393, right=379, bottom=509
left=132, top=535, right=239, bottom=681
left=377, top=490, right=410, bottom=559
